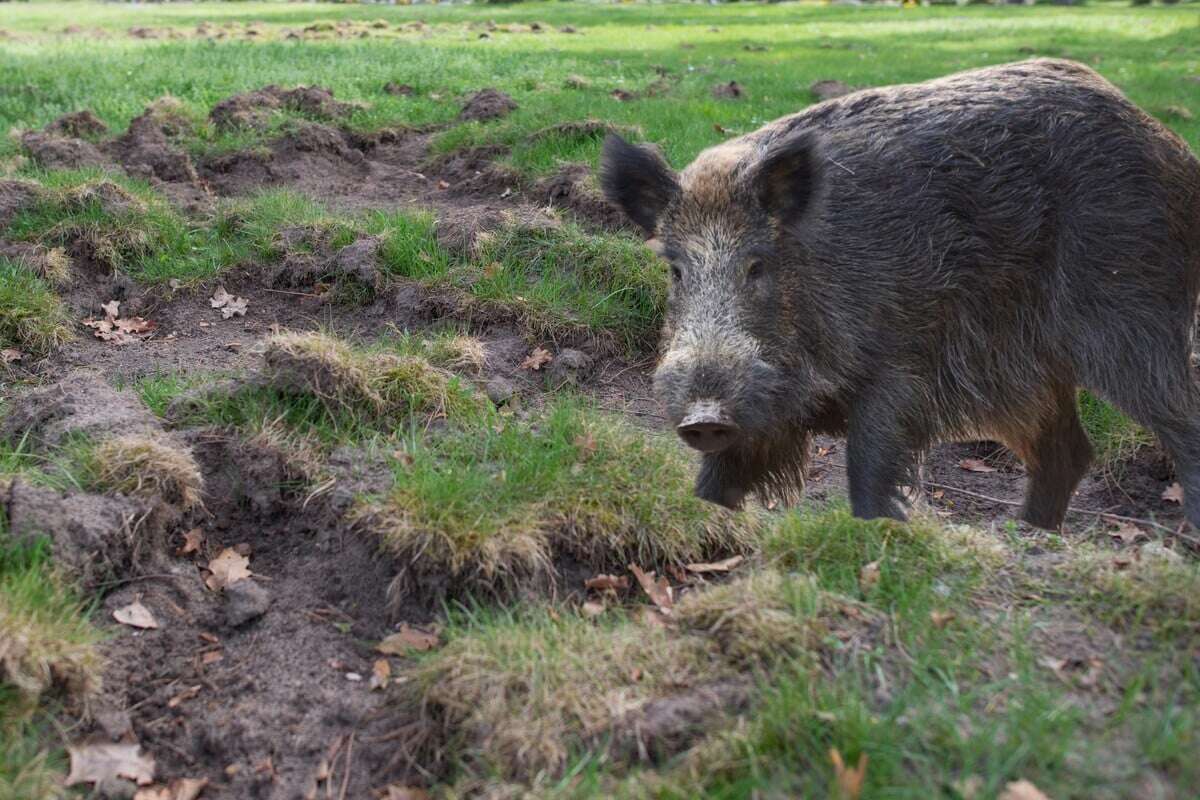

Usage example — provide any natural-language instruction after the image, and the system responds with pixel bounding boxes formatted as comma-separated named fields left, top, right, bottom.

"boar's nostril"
left=676, top=420, right=739, bottom=453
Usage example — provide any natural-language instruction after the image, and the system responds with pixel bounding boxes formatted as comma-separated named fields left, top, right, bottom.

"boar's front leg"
left=845, top=388, right=922, bottom=522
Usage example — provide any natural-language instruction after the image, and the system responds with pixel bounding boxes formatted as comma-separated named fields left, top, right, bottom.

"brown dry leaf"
left=635, top=606, right=671, bottom=627
left=929, top=610, right=956, bottom=628
left=83, top=317, right=139, bottom=345
left=134, top=778, right=209, bottom=800
left=210, top=286, right=234, bottom=309
left=685, top=554, right=745, bottom=574
left=1, top=348, right=23, bottom=364
left=1109, top=522, right=1145, bottom=545
left=177, top=527, right=205, bottom=556
left=1162, top=482, right=1184, bottom=504
left=998, top=779, right=1051, bottom=800
left=520, top=346, right=553, bottom=370
left=829, top=748, right=867, bottom=800
left=574, top=431, right=597, bottom=456
left=200, top=650, right=223, bottom=666
left=100, top=299, right=121, bottom=318
left=958, top=458, right=996, bottom=473
left=167, top=685, right=202, bottom=709
left=204, top=548, right=252, bottom=591
left=114, top=317, right=157, bottom=335
left=629, top=563, right=673, bottom=613
left=221, top=296, right=248, bottom=319
left=377, top=624, right=439, bottom=654
left=113, top=600, right=159, bottom=630
left=369, top=659, right=391, bottom=691
left=384, top=787, right=431, bottom=800
left=580, top=600, right=606, bottom=618
left=66, top=742, right=156, bottom=787
left=198, top=632, right=219, bottom=645
left=584, top=573, right=629, bottom=592
left=858, top=560, right=881, bottom=593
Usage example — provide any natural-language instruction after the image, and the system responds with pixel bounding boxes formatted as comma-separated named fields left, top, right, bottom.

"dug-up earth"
left=2, top=84, right=1197, bottom=800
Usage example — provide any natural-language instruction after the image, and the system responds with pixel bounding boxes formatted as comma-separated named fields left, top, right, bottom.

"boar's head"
left=601, top=132, right=831, bottom=508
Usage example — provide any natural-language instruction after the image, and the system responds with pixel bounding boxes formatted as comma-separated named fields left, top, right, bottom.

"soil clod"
left=458, top=88, right=518, bottom=122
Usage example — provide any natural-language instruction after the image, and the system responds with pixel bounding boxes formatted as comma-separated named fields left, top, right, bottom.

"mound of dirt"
left=0, top=371, right=162, bottom=448
left=44, top=109, right=109, bottom=139
left=612, top=680, right=750, bottom=763
left=0, top=478, right=152, bottom=590
left=810, top=78, right=856, bottom=101
left=271, top=226, right=385, bottom=295
left=201, top=122, right=368, bottom=197
left=0, top=178, right=43, bottom=226
left=458, top=88, right=517, bottom=122
left=0, top=241, right=71, bottom=285
left=434, top=145, right=523, bottom=197
left=20, top=130, right=110, bottom=170
left=432, top=204, right=558, bottom=257
left=538, top=164, right=629, bottom=231
left=209, top=84, right=362, bottom=131
left=712, top=80, right=746, bottom=100
left=109, top=99, right=210, bottom=212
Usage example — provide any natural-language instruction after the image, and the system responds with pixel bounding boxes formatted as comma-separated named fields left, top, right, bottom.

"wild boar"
left=600, top=59, right=1200, bottom=529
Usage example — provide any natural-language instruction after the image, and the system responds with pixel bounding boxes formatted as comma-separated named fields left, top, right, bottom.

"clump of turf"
left=353, top=399, right=760, bottom=601
left=86, top=434, right=204, bottom=511
left=0, top=538, right=102, bottom=710
left=0, top=259, right=72, bottom=356
left=1064, top=543, right=1200, bottom=639
left=262, top=330, right=487, bottom=424
left=395, top=568, right=866, bottom=789
left=3, top=174, right=211, bottom=283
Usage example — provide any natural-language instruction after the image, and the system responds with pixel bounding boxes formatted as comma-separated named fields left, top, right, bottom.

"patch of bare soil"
left=86, top=431, right=406, bottom=799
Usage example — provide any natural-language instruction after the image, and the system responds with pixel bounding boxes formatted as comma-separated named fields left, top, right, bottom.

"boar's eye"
left=746, top=260, right=764, bottom=282
left=670, top=264, right=683, bottom=284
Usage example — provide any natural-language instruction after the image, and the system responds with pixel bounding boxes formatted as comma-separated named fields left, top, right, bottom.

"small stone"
left=547, top=349, right=594, bottom=385
left=486, top=376, right=517, bottom=405
left=224, top=580, right=270, bottom=627
left=1140, top=541, right=1183, bottom=564
left=96, top=776, right=137, bottom=800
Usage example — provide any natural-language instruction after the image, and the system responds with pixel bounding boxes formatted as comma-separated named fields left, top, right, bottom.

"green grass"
left=1078, top=390, right=1155, bottom=470
left=358, top=397, right=758, bottom=595
left=0, top=259, right=72, bottom=356
left=0, top=534, right=102, bottom=800
left=2, top=171, right=217, bottom=284
left=1, top=4, right=1197, bottom=173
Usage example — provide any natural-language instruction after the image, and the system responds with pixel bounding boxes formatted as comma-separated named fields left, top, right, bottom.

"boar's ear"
left=600, top=134, right=679, bottom=235
left=752, top=132, right=822, bottom=227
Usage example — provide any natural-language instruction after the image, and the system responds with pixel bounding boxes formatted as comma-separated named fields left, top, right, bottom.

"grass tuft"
left=0, top=538, right=101, bottom=711
left=354, top=399, right=759, bottom=599
left=0, top=259, right=72, bottom=356
left=85, top=434, right=205, bottom=512
left=262, top=330, right=487, bottom=424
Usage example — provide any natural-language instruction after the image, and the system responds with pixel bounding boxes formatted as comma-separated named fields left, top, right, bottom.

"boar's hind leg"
left=1016, top=386, right=1093, bottom=531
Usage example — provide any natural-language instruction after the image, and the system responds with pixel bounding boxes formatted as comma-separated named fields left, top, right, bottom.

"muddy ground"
left=2, top=87, right=1192, bottom=798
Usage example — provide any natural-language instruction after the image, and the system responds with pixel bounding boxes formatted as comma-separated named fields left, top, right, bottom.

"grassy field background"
left=1, top=2, right=1199, bottom=798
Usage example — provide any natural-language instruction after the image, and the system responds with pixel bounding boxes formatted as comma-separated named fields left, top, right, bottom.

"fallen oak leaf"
left=66, top=742, right=156, bottom=787
left=629, top=563, right=673, bottom=613
left=210, top=286, right=233, bottom=309
left=113, top=600, right=159, bottom=630
left=134, top=777, right=209, bottom=800
left=377, top=623, right=439, bottom=654
left=220, top=296, right=248, bottom=319
left=1, top=348, right=24, bottom=364
left=177, top=527, right=204, bottom=556
left=520, top=346, right=553, bottom=370
left=580, top=600, right=606, bottom=618
left=998, top=779, right=1051, bottom=800
left=1109, top=522, right=1145, bottom=545
left=203, top=548, right=252, bottom=591
left=100, top=299, right=121, bottom=318
left=929, top=610, right=956, bottom=628
left=114, top=317, right=157, bottom=335
left=584, top=573, right=629, bottom=591
left=829, top=748, right=867, bottom=800
left=1162, top=481, right=1184, bottom=504
left=858, top=560, right=881, bottom=593
left=958, top=458, right=996, bottom=473
left=166, top=685, right=202, bottom=709
left=369, top=658, right=391, bottom=690
left=685, top=554, right=745, bottom=574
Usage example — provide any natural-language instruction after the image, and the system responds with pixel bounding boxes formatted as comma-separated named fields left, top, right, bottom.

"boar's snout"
left=676, top=401, right=740, bottom=453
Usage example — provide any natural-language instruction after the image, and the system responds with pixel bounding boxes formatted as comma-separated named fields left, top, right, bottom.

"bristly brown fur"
left=603, top=59, right=1200, bottom=528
